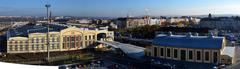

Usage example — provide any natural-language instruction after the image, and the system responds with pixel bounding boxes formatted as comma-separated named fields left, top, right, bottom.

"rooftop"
left=152, top=34, right=224, bottom=49
left=8, top=23, right=68, bottom=38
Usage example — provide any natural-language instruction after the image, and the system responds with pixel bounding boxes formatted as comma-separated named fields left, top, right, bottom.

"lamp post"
left=45, top=4, right=51, bottom=62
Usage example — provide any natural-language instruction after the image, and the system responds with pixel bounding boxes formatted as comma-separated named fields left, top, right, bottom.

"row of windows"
left=9, top=45, right=28, bottom=51
left=31, top=37, right=60, bottom=43
left=63, top=42, right=83, bottom=49
left=31, top=44, right=60, bottom=50
left=153, top=47, right=219, bottom=63
left=63, top=35, right=82, bottom=42
left=8, top=44, right=60, bottom=51
left=8, top=41, right=28, bottom=44
left=85, top=35, right=95, bottom=40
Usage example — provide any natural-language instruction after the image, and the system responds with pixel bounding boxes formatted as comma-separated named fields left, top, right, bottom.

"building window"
left=9, top=45, right=13, bottom=51
left=36, top=45, right=39, bottom=50
left=57, top=44, right=60, bottom=49
left=76, top=36, right=79, bottom=41
left=36, top=38, right=39, bottom=43
left=71, top=36, right=75, bottom=42
left=15, top=45, right=18, bottom=51
left=19, top=41, right=23, bottom=44
left=93, top=35, right=95, bottom=40
left=196, top=51, right=201, bottom=60
left=71, top=43, right=75, bottom=48
left=167, top=48, right=171, bottom=57
left=63, top=37, right=66, bottom=42
left=52, top=44, right=55, bottom=49
left=42, top=38, right=45, bottom=43
left=25, top=45, right=28, bottom=51
left=19, top=45, right=23, bottom=51
left=189, top=50, right=193, bottom=60
left=52, top=38, right=55, bottom=42
left=213, top=52, right=218, bottom=63
left=32, top=45, right=34, bottom=50
left=89, top=41, right=92, bottom=45
left=63, top=43, right=66, bottom=49
left=154, top=47, right=157, bottom=57
left=160, top=48, right=164, bottom=56
left=85, top=36, right=87, bottom=40
left=67, top=36, right=70, bottom=41
left=205, top=52, right=210, bottom=61
left=180, top=50, right=186, bottom=60
left=32, top=39, right=34, bottom=43
left=15, top=41, right=18, bottom=44
left=85, top=41, right=88, bottom=46
left=42, top=45, right=44, bottom=50
left=57, top=37, right=60, bottom=42
left=68, top=43, right=71, bottom=48
left=174, top=49, right=178, bottom=58
left=89, top=35, right=92, bottom=40
left=9, top=41, right=12, bottom=44
left=76, top=42, right=79, bottom=47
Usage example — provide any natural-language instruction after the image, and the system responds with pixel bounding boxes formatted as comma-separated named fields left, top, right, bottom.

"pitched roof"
left=152, top=35, right=224, bottom=49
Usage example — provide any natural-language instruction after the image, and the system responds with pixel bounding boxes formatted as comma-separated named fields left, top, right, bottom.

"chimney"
left=168, top=31, right=173, bottom=36
left=195, top=33, right=199, bottom=36
left=208, top=32, right=214, bottom=38
left=186, top=32, right=192, bottom=37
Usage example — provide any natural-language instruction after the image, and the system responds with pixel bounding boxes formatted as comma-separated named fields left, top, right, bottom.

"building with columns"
left=6, top=23, right=114, bottom=53
left=145, top=33, right=236, bottom=64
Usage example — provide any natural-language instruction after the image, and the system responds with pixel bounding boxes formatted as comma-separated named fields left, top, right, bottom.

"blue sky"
left=0, top=0, right=240, bottom=17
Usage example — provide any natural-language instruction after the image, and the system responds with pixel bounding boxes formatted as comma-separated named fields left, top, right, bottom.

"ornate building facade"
left=7, top=24, right=114, bottom=53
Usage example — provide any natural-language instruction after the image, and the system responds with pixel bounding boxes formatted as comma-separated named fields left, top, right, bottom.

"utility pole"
left=45, top=4, right=51, bottom=62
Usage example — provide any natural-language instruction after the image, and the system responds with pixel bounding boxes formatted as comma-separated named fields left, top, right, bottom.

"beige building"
left=145, top=33, right=235, bottom=64
left=7, top=24, right=114, bottom=53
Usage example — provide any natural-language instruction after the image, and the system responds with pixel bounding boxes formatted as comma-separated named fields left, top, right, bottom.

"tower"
left=208, top=13, right=212, bottom=18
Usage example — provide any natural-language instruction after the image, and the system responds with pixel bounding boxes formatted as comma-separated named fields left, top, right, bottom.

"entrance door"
left=180, top=50, right=186, bottom=61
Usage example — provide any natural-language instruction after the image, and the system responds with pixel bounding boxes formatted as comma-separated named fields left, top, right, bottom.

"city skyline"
left=0, top=0, right=240, bottom=17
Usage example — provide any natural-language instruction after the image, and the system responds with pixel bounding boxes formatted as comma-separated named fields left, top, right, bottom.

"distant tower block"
left=208, top=13, right=212, bottom=18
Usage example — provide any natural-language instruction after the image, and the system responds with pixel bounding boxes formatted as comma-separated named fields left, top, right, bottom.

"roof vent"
left=186, top=32, right=192, bottom=37
left=168, top=31, right=173, bottom=36
left=208, top=32, right=214, bottom=38
left=195, top=33, right=199, bottom=36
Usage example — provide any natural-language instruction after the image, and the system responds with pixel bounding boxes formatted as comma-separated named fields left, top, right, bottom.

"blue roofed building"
left=145, top=32, right=230, bottom=64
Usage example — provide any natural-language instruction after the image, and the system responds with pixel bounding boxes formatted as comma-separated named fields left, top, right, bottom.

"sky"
left=0, top=0, right=240, bottom=17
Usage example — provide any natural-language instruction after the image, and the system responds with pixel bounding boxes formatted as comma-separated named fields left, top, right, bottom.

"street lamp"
left=43, top=0, right=52, bottom=62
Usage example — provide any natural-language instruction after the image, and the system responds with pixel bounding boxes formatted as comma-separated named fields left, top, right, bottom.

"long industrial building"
left=146, top=32, right=235, bottom=65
